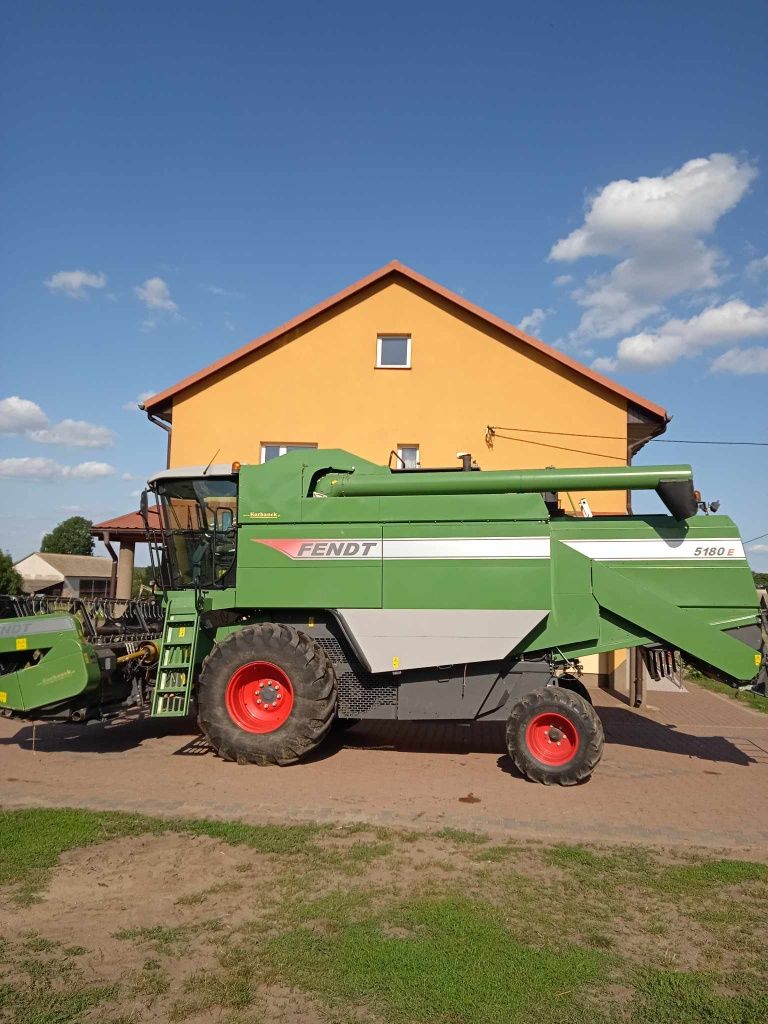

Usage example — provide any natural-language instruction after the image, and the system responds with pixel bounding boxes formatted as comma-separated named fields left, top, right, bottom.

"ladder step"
left=151, top=604, right=200, bottom=718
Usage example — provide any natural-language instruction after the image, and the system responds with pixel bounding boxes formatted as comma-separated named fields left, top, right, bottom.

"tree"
left=754, top=572, right=768, bottom=590
left=41, top=516, right=94, bottom=556
left=0, top=550, right=22, bottom=595
left=131, top=565, right=156, bottom=598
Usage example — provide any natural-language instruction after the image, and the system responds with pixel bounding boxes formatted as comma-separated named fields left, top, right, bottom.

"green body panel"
left=238, top=524, right=383, bottom=608
left=592, top=562, right=759, bottom=680
left=0, top=614, right=100, bottom=713
left=381, top=522, right=551, bottom=611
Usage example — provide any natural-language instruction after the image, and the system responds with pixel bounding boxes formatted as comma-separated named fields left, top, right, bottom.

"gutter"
left=140, top=404, right=172, bottom=469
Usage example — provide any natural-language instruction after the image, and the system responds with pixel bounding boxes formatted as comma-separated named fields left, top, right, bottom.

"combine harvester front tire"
left=197, top=623, right=337, bottom=766
left=506, top=686, right=604, bottom=786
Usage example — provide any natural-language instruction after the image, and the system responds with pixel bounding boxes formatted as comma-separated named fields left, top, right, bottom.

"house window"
left=79, top=578, right=110, bottom=599
left=376, top=335, right=411, bottom=369
left=261, top=443, right=317, bottom=463
left=397, top=444, right=420, bottom=469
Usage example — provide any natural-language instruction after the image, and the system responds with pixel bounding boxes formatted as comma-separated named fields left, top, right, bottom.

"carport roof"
left=92, top=507, right=160, bottom=542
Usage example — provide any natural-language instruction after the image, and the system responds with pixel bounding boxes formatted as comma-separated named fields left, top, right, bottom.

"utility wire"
left=745, top=533, right=768, bottom=546
left=487, top=425, right=768, bottom=447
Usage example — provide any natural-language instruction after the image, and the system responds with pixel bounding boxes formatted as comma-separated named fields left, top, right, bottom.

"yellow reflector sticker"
left=16, top=638, right=27, bottom=651
left=392, top=656, right=400, bottom=669
left=0, top=692, right=7, bottom=704
left=179, top=627, right=186, bottom=638
left=756, top=654, right=762, bottom=666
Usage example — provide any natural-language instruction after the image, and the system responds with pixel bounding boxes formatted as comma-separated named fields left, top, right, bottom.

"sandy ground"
left=1, top=685, right=767, bottom=856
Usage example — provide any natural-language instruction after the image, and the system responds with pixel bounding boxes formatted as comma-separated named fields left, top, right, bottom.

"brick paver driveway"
left=2, top=685, right=766, bottom=855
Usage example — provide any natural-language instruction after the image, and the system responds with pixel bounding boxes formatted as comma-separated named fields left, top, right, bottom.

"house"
left=14, top=552, right=113, bottom=598
left=141, top=261, right=671, bottom=687
left=142, top=261, right=667, bottom=515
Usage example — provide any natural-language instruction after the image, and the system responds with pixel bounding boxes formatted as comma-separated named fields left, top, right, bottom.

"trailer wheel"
left=506, top=686, right=604, bottom=786
left=198, top=623, right=337, bottom=766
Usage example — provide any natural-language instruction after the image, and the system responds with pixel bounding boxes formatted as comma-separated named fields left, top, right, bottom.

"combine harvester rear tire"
left=506, top=686, right=604, bottom=786
left=197, top=623, right=337, bottom=765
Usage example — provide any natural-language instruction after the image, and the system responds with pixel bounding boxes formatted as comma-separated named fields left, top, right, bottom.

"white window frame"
left=397, top=444, right=420, bottom=469
left=260, top=443, right=317, bottom=463
left=376, top=334, right=412, bottom=369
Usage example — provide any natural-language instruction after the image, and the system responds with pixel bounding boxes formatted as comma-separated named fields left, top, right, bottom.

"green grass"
left=632, top=966, right=768, bottom=1024
left=685, top=669, right=768, bottom=714
left=0, top=980, right=118, bottom=1024
left=267, top=897, right=605, bottom=1024
left=1, top=806, right=767, bottom=1024
left=434, top=826, right=490, bottom=845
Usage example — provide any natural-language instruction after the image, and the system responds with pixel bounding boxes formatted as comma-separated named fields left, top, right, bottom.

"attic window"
left=376, top=335, right=411, bottom=369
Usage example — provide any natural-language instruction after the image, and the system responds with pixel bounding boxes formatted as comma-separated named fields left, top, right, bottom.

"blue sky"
left=1, top=0, right=766, bottom=567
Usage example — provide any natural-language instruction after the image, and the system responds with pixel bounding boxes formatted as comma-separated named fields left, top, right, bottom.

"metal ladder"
left=150, top=603, right=200, bottom=717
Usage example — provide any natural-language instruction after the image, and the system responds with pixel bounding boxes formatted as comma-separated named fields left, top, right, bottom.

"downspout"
left=102, top=534, right=118, bottom=599
left=140, top=406, right=172, bottom=469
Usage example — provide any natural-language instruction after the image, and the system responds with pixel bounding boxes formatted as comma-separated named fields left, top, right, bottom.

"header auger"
left=1, top=449, right=764, bottom=785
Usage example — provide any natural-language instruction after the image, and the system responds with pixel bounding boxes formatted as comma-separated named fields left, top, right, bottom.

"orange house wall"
left=169, top=278, right=629, bottom=515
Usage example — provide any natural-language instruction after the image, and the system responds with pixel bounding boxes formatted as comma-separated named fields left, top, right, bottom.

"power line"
left=489, top=430, right=625, bottom=462
left=745, top=533, right=768, bottom=546
left=487, top=425, right=768, bottom=447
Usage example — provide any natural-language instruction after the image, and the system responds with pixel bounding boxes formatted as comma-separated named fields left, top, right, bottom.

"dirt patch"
left=0, top=832, right=265, bottom=984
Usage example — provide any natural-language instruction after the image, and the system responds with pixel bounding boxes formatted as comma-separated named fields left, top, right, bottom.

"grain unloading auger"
left=1, top=450, right=764, bottom=785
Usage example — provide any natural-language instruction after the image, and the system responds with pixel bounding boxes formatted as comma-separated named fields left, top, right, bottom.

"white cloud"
left=746, top=255, right=768, bottom=279
left=748, top=543, right=768, bottom=554
left=45, top=269, right=107, bottom=299
left=553, top=275, right=573, bottom=287
left=135, top=277, right=178, bottom=313
left=550, top=154, right=757, bottom=339
left=121, top=472, right=134, bottom=480
left=0, top=396, right=48, bottom=434
left=710, top=346, right=768, bottom=375
left=71, top=461, right=115, bottom=479
left=591, top=355, right=618, bottom=373
left=27, top=419, right=114, bottom=447
left=601, top=300, right=768, bottom=370
left=0, top=396, right=113, bottom=447
left=0, top=457, right=115, bottom=480
left=224, top=317, right=236, bottom=332
left=122, top=390, right=156, bottom=411
left=517, top=307, right=554, bottom=334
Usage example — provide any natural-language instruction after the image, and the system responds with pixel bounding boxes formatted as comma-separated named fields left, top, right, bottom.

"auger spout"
left=316, top=464, right=698, bottom=518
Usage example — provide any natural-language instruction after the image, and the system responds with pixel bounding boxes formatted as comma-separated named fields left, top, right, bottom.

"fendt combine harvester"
left=1, top=450, right=765, bottom=785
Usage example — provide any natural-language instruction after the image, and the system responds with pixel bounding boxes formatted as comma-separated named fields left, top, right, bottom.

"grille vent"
left=314, top=635, right=397, bottom=717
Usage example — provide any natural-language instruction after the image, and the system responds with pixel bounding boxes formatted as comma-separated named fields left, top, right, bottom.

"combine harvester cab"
left=0, top=450, right=763, bottom=786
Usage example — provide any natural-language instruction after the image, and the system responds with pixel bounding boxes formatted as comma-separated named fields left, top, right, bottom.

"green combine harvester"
left=1, top=449, right=764, bottom=785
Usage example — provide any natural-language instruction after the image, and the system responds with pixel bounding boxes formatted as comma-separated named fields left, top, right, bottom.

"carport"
left=91, top=507, right=160, bottom=599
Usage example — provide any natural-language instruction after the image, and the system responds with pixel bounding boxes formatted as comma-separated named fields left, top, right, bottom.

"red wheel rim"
left=525, top=712, right=579, bottom=766
left=225, top=661, right=294, bottom=734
